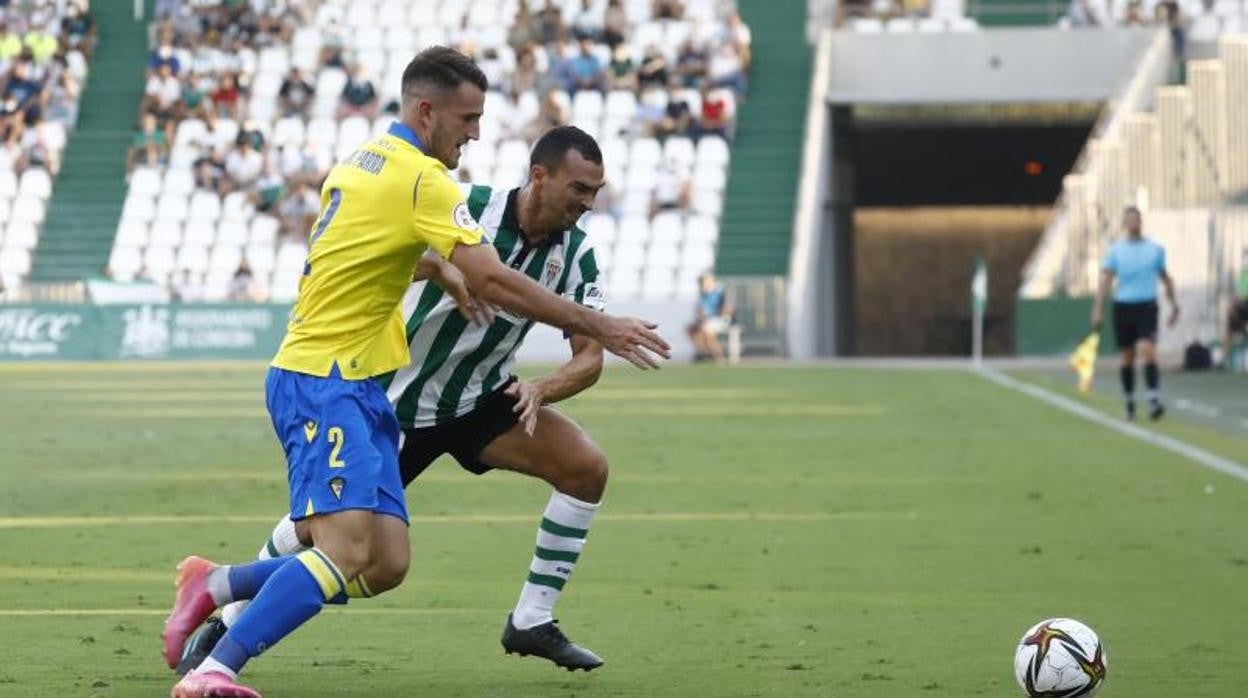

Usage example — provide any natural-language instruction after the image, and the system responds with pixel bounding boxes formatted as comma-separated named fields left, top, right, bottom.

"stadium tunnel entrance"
left=844, top=112, right=1094, bottom=355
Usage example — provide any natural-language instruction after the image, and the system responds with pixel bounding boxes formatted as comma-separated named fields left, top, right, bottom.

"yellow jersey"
left=272, top=122, right=484, bottom=379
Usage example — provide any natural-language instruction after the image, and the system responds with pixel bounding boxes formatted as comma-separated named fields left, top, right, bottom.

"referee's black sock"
left=1144, top=362, right=1160, bottom=403
left=1120, top=365, right=1136, bottom=402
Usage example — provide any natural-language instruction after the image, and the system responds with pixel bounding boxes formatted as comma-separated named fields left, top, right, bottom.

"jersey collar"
left=503, top=187, right=562, bottom=249
left=387, top=121, right=427, bottom=153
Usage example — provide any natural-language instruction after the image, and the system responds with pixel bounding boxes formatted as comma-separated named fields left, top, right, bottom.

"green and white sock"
left=512, top=491, right=600, bottom=630
left=221, top=514, right=306, bottom=627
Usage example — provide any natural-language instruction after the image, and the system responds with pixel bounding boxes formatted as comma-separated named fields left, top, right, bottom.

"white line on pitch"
left=976, top=367, right=1248, bottom=484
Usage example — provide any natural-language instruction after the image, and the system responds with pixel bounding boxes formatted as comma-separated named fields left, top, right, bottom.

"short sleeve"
left=1102, top=245, right=1118, bottom=273
left=412, top=167, right=484, bottom=258
left=565, top=245, right=606, bottom=312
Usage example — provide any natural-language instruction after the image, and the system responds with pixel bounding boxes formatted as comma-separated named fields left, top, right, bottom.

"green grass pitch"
left=1, top=362, right=1247, bottom=697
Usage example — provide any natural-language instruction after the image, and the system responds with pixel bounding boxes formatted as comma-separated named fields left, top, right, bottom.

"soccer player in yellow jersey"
left=164, top=47, right=669, bottom=698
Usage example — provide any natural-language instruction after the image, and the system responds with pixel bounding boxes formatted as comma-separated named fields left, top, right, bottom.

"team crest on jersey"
left=543, top=257, right=564, bottom=287
left=329, top=477, right=345, bottom=501
left=452, top=202, right=476, bottom=230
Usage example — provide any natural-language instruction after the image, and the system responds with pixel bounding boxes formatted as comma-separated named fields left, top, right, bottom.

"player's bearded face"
left=430, top=83, right=484, bottom=170
left=546, top=150, right=604, bottom=229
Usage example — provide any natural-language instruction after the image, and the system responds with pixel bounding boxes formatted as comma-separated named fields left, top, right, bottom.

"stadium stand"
left=107, top=0, right=749, bottom=304
left=0, top=0, right=93, bottom=295
left=1022, top=34, right=1248, bottom=355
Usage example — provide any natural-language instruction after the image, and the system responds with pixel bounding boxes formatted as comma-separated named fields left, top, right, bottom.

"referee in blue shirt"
left=1091, top=206, right=1180, bottom=421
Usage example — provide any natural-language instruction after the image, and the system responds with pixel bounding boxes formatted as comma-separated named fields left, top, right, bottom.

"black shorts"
left=397, top=378, right=519, bottom=488
left=1112, top=300, right=1159, bottom=349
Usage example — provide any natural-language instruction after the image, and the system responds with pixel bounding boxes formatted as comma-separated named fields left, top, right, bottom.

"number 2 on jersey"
left=303, top=188, right=343, bottom=276
left=327, top=426, right=346, bottom=468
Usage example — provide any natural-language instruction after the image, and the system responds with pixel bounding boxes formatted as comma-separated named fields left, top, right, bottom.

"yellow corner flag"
left=1069, top=331, right=1100, bottom=394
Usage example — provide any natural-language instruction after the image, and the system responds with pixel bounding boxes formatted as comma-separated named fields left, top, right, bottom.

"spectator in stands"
left=143, top=62, right=181, bottom=144
left=655, top=91, right=693, bottom=140
left=707, top=43, right=747, bottom=98
left=338, top=63, right=378, bottom=119
left=638, top=46, right=669, bottom=91
left=236, top=118, right=265, bottom=151
left=277, top=180, right=320, bottom=238
left=149, top=43, right=181, bottom=76
left=636, top=86, right=667, bottom=134
left=223, top=137, right=263, bottom=194
left=724, top=10, right=752, bottom=70
left=687, top=273, right=734, bottom=363
left=24, top=20, right=59, bottom=65
left=192, top=146, right=225, bottom=194
left=228, top=261, right=264, bottom=302
left=1157, top=0, right=1185, bottom=81
left=509, top=45, right=542, bottom=94
left=560, top=37, right=607, bottom=94
left=675, top=40, right=708, bottom=88
left=536, top=3, right=565, bottom=45
left=696, top=82, right=734, bottom=141
left=652, top=161, right=691, bottom=215
left=252, top=158, right=285, bottom=213
left=654, top=0, right=686, bottom=20
left=43, top=56, right=81, bottom=127
left=572, top=0, right=604, bottom=40
left=507, top=1, right=538, bottom=50
left=603, top=0, right=629, bottom=49
left=172, top=269, right=202, bottom=303
left=477, top=46, right=509, bottom=91
left=525, top=90, right=570, bottom=142
left=210, top=71, right=243, bottom=120
left=2, top=58, right=46, bottom=145
left=320, top=27, right=347, bottom=69
left=18, top=121, right=57, bottom=175
left=127, top=112, right=169, bottom=171
left=607, top=43, right=636, bottom=91
left=177, top=70, right=212, bottom=122
left=277, top=66, right=314, bottom=118
left=0, top=22, right=22, bottom=65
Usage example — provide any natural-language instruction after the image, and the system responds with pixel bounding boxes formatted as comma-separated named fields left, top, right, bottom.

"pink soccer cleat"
left=170, top=670, right=261, bottom=698
left=162, top=556, right=220, bottom=669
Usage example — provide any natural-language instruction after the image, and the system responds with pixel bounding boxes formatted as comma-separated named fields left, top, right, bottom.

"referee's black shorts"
left=1112, top=300, right=1159, bottom=350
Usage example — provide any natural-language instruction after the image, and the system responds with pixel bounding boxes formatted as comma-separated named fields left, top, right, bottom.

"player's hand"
left=592, top=314, right=671, bottom=369
left=434, top=261, right=495, bottom=327
left=1168, top=305, right=1180, bottom=328
left=505, top=381, right=542, bottom=436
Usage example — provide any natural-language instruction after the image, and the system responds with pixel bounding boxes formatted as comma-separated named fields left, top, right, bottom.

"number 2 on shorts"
left=328, top=426, right=346, bottom=468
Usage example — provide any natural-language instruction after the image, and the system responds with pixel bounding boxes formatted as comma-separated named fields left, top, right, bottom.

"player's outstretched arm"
left=508, top=335, right=604, bottom=433
left=449, top=242, right=671, bottom=369
left=414, top=250, right=495, bottom=326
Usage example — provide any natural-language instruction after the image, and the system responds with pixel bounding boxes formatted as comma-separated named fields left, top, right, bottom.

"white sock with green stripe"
left=512, top=491, right=600, bottom=630
left=221, top=515, right=307, bottom=627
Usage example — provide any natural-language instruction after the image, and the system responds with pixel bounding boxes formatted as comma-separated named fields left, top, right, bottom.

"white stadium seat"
left=216, top=219, right=251, bottom=246
left=123, top=193, right=157, bottom=222
left=177, top=244, right=211, bottom=273
left=182, top=219, right=217, bottom=247
left=148, top=220, right=184, bottom=247
left=144, top=245, right=177, bottom=277
left=250, top=215, right=281, bottom=246
left=10, top=196, right=45, bottom=224
left=4, top=221, right=38, bottom=249
left=156, top=194, right=190, bottom=222
left=188, top=191, right=223, bottom=223
left=108, top=246, right=143, bottom=280
left=0, top=247, right=32, bottom=275
left=18, top=168, right=52, bottom=200
left=163, top=168, right=197, bottom=197
left=129, top=167, right=163, bottom=197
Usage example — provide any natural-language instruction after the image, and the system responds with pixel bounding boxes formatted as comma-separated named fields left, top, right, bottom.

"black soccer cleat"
left=175, top=615, right=227, bottom=676
left=1149, top=400, right=1166, bottom=421
left=501, top=613, right=604, bottom=672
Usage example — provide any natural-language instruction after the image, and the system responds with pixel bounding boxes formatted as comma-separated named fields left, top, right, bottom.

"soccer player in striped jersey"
left=165, top=48, right=668, bottom=697
left=178, top=126, right=619, bottom=674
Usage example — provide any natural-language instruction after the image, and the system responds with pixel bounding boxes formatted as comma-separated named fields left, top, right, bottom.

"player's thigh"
left=479, top=407, right=606, bottom=483
left=1138, top=338, right=1158, bottom=362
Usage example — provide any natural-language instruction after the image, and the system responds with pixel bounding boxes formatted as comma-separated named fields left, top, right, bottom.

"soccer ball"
left=1013, top=618, right=1108, bottom=697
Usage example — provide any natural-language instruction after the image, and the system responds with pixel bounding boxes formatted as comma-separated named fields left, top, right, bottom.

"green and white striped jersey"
left=381, top=185, right=604, bottom=428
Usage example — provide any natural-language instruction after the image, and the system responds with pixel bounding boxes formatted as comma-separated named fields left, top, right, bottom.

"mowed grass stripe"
left=0, top=511, right=911, bottom=529
left=63, top=404, right=882, bottom=419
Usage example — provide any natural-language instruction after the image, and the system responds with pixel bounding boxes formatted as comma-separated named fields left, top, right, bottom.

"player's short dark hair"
left=530, top=126, right=603, bottom=173
left=401, top=46, right=488, bottom=98
left=1124, top=205, right=1141, bottom=217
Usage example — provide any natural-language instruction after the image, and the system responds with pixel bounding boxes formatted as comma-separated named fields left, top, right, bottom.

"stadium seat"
left=188, top=191, right=223, bottom=223
left=684, top=216, right=719, bottom=245
left=585, top=214, right=618, bottom=247
left=275, top=241, right=309, bottom=274
left=339, top=116, right=372, bottom=150
left=175, top=118, right=208, bottom=148
left=250, top=215, right=281, bottom=246
left=108, top=246, right=143, bottom=280
left=4, top=221, right=38, bottom=249
left=210, top=244, right=243, bottom=275
left=650, top=212, right=685, bottom=246
left=0, top=170, right=16, bottom=199
left=272, top=117, right=306, bottom=148
left=129, top=167, right=163, bottom=197
left=148, top=220, right=184, bottom=247
left=691, top=188, right=723, bottom=219
left=682, top=240, right=716, bottom=271
left=850, top=17, right=885, bottom=32
left=10, top=196, right=46, bottom=224
left=887, top=18, right=917, bottom=33
left=696, top=136, right=730, bottom=168
left=664, top=137, right=696, bottom=170
left=221, top=192, right=254, bottom=222
left=123, top=193, right=157, bottom=223
left=183, top=219, right=217, bottom=247
left=0, top=247, right=32, bottom=275
left=245, top=243, right=277, bottom=274
left=177, top=244, right=211, bottom=273
left=630, top=138, right=662, bottom=170
left=144, top=245, right=177, bottom=277
left=163, top=168, right=196, bottom=197
left=18, top=169, right=52, bottom=200
left=609, top=267, right=642, bottom=297
left=692, top=162, right=727, bottom=192
left=169, top=145, right=199, bottom=170
left=616, top=214, right=651, bottom=246
left=216, top=219, right=251, bottom=246
left=641, top=268, right=677, bottom=301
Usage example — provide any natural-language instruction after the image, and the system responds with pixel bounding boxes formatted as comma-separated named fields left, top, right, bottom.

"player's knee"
left=366, top=550, right=409, bottom=594
left=321, top=539, right=373, bottom=581
left=560, top=445, right=609, bottom=503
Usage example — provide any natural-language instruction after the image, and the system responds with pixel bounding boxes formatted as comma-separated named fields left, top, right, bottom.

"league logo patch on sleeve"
left=581, top=282, right=606, bottom=311
left=452, top=202, right=477, bottom=230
